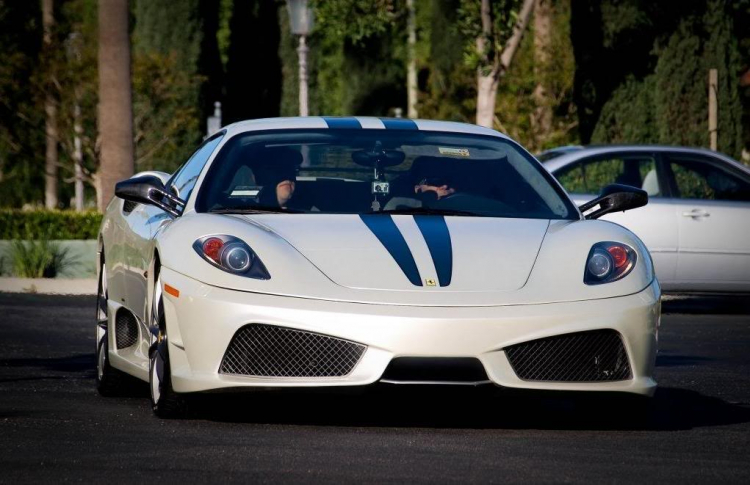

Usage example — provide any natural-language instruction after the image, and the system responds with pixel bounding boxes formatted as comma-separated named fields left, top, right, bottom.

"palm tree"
left=97, top=0, right=134, bottom=210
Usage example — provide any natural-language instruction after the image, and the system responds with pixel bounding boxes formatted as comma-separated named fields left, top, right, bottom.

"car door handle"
left=682, top=209, right=710, bottom=219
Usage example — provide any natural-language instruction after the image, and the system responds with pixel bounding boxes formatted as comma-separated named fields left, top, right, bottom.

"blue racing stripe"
left=414, top=215, right=453, bottom=287
left=380, top=118, right=418, bottom=130
left=360, top=214, right=422, bottom=286
left=322, top=117, right=362, bottom=129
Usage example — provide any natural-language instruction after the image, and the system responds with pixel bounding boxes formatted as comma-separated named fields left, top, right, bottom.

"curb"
left=0, top=277, right=97, bottom=295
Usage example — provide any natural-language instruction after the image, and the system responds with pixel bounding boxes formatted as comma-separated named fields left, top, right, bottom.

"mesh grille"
left=220, top=324, right=366, bottom=377
left=505, top=329, right=631, bottom=382
left=115, top=310, right=138, bottom=349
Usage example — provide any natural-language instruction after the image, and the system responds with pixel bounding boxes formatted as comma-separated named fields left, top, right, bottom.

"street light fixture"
left=287, top=0, right=314, bottom=117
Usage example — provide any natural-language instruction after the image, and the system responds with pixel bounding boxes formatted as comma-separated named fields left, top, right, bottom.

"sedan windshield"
left=195, top=129, right=577, bottom=219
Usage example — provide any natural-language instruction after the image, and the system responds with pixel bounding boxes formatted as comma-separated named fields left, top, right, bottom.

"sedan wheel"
left=95, top=261, right=125, bottom=396
left=149, top=276, right=186, bottom=418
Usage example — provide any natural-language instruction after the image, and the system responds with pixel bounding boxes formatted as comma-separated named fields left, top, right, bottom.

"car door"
left=662, top=153, right=750, bottom=292
left=553, top=152, right=678, bottom=286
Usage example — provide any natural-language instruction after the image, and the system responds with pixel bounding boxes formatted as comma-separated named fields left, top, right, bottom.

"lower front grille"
left=505, top=329, right=631, bottom=382
left=220, top=324, right=366, bottom=377
left=115, top=310, right=138, bottom=349
left=380, top=357, right=489, bottom=383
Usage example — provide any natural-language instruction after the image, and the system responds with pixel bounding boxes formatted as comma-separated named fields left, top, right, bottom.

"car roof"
left=221, top=116, right=512, bottom=141
left=543, top=144, right=750, bottom=176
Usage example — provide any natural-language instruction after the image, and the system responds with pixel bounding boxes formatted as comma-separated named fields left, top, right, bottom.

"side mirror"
left=115, top=175, right=185, bottom=217
left=578, top=183, right=648, bottom=220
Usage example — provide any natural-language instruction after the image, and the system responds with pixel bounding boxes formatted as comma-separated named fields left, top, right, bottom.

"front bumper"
left=161, top=267, right=661, bottom=396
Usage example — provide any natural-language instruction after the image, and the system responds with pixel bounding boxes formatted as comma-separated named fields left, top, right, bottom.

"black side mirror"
left=578, top=183, right=648, bottom=220
left=115, top=175, right=185, bottom=217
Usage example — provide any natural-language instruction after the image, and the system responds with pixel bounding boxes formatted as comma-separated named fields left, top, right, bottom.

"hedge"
left=0, top=210, right=102, bottom=240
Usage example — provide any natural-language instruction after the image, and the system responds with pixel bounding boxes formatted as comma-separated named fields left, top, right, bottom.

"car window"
left=668, top=157, right=750, bottom=202
left=169, top=134, right=224, bottom=201
left=195, top=129, right=578, bottom=220
left=555, top=155, right=660, bottom=196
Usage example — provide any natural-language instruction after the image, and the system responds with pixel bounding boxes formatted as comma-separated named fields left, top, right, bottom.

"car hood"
left=158, top=213, right=654, bottom=306
left=242, top=214, right=549, bottom=293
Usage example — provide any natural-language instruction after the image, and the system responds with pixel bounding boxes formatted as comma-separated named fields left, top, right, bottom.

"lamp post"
left=287, top=0, right=314, bottom=117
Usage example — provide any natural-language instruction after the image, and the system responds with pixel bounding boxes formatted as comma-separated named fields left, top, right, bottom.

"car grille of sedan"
left=219, top=324, right=367, bottom=378
left=504, top=329, right=632, bottom=382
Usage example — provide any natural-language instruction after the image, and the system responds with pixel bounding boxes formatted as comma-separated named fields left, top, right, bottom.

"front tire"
left=149, top=334, right=186, bottom=418
left=149, top=275, right=186, bottom=418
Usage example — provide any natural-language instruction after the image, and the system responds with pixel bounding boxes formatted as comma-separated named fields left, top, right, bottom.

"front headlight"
left=193, top=235, right=270, bottom=279
left=583, top=242, right=636, bottom=285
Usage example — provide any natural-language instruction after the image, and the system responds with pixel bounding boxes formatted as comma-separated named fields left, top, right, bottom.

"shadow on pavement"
left=187, top=385, right=750, bottom=432
left=662, top=294, right=750, bottom=315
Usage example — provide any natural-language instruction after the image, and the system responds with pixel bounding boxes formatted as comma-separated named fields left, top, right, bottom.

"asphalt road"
left=1, top=293, right=749, bottom=483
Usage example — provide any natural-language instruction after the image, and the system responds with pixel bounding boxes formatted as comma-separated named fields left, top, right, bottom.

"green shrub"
left=0, top=210, right=102, bottom=240
left=9, top=239, right=79, bottom=278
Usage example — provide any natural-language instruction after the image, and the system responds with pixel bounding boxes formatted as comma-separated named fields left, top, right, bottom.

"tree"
left=224, top=0, right=281, bottom=123
left=459, top=0, right=535, bottom=128
left=0, top=1, right=46, bottom=207
left=42, top=0, right=58, bottom=209
left=97, top=0, right=133, bottom=210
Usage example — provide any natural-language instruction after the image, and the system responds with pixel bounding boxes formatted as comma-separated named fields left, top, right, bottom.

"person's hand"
left=415, top=184, right=456, bottom=199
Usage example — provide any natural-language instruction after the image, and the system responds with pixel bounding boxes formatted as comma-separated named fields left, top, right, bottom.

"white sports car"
left=96, top=117, right=661, bottom=417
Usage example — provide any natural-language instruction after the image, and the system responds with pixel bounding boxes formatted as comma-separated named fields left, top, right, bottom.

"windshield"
left=195, top=129, right=577, bottom=219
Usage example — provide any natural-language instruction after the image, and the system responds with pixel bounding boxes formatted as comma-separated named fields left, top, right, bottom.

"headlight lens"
left=584, top=242, right=636, bottom=285
left=193, top=235, right=270, bottom=279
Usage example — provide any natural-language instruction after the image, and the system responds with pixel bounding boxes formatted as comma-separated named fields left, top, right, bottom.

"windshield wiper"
left=208, top=206, right=302, bottom=214
left=370, top=207, right=482, bottom=217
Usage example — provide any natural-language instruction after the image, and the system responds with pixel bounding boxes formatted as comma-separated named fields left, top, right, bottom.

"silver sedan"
left=543, top=146, right=750, bottom=293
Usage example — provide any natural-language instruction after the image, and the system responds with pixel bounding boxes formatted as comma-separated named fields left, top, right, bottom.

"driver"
left=254, top=147, right=302, bottom=209
left=414, top=177, right=456, bottom=200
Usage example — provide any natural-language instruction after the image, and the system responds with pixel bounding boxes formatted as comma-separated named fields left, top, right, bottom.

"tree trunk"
left=406, top=0, right=418, bottom=119
left=97, top=0, right=134, bottom=211
left=43, top=0, right=58, bottom=209
left=532, top=0, right=553, bottom=138
left=475, top=0, right=536, bottom=128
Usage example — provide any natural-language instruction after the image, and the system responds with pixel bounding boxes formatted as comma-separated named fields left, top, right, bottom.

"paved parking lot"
left=0, top=293, right=749, bottom=483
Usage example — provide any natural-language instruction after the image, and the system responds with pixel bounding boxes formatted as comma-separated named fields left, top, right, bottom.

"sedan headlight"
left=193, top=235, right=270, bottom=279
left=583, top=242, right=636, bottom=285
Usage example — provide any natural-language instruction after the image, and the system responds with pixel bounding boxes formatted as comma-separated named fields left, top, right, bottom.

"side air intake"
left=505, top=329, right=631, bottom=382
left=115, top=310, right=138, bottom=349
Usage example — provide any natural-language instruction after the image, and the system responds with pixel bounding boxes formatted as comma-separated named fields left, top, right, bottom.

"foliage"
left=0, top=210, right=102, bottom=240
left=311, top=0, right=402, bottom=46
left=132, top=0, right=207, bottom=172
left=8, top=239, right=77, bottom=278
left=591, top=75, right=658, bottom=144
left=592, top=1, right=744, bottom=159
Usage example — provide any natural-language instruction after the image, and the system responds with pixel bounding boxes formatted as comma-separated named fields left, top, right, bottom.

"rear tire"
left=96, top=330, right=127, bottom=396
left=96, top=258, right=128, bottom=396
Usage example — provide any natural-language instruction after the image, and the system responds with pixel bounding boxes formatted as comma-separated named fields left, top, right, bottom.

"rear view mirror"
left=115, top=175, right=185, bottom=217
left=578, top=183, right=648, bottom=220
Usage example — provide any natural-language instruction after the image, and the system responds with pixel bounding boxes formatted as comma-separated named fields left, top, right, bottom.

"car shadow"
left=188, top=385, right=750, bottom=432
left=662, top=294, right=750, bottom=315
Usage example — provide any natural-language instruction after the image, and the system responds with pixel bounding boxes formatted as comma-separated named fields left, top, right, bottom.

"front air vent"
left=220, top=324, right=366, bottom=378
left=505, top=329, right=631, bottom=382
left=115, top=310, right=138, bottom=349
